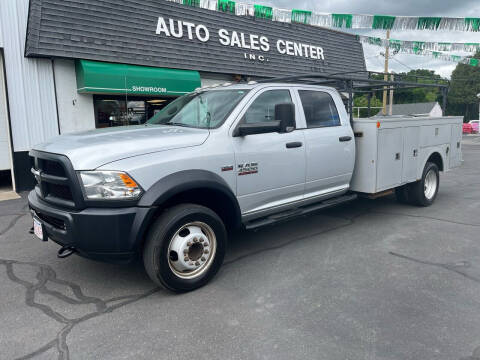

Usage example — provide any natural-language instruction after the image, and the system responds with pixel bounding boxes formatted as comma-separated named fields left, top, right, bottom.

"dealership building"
left=0, top=0, right=366, bottom=191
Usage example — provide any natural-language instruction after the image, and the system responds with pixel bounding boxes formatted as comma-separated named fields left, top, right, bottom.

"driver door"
left=230, top=88, right=306, bottom=218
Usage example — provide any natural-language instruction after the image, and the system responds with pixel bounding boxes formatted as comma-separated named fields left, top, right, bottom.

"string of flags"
left=357, top=36, right=480, bottom=67
left=172, top=0, right=480, bottom=32
left=167, top=0, right=480, bottom=67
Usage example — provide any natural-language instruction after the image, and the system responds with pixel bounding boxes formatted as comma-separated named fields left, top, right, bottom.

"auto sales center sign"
left=155, top=16, right=326, bottom=63
left=25, top=0, right=366, bottom=78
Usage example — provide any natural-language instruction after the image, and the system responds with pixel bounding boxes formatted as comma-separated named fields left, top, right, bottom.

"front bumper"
left=28, top=190, right=156, bottom=263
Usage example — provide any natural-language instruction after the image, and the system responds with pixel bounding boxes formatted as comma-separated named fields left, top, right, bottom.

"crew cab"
left=28, top=82, right=463, bottom=292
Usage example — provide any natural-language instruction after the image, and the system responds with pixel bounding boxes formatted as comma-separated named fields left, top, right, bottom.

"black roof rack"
left=258, top=71, right=450, bottom=122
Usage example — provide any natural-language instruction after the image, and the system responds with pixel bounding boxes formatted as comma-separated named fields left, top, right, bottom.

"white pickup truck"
left=28, top=82, right=462, bottom=292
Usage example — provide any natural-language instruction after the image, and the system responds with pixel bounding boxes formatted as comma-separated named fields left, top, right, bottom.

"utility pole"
left=382, top=29, right=390, bottom=116
left=477, top=93, right=480, bottom=133
left=389, top=74, right=394, bottom=115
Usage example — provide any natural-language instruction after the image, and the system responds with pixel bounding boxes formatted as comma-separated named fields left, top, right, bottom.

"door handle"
left=286, top=142, right=303, bottom=149
left=339, top=136, right=352, bottom=142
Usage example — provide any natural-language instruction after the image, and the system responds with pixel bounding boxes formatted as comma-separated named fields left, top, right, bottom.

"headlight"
left=78, top=171, right=143, bottom=200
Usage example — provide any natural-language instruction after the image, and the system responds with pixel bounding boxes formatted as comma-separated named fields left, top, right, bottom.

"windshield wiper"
left=165, top=122, right=192, bottom=128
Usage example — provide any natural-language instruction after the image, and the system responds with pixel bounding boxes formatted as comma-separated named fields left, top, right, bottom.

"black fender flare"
left=138, top=170, right=242, bottom=228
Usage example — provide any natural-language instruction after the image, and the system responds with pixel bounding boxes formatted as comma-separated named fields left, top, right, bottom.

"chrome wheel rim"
left=167, top=222, right=217, bottom=280
left=424, top=169, right=438, bottom=200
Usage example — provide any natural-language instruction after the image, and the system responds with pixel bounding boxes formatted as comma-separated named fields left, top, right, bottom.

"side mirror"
left=235, top=120, right=281, bottom=137
left=275, top=103, right=295, bottom=133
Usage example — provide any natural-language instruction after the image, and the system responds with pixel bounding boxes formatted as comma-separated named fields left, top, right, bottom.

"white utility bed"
left=350, top=116, right=463, bottom=194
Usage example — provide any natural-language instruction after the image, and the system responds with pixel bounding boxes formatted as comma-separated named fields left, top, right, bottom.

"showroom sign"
left=155, top=16, right=325, bottom=61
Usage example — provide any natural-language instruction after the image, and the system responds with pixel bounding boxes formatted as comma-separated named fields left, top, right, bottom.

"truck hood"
left=33, top=125, right=210, bottom=169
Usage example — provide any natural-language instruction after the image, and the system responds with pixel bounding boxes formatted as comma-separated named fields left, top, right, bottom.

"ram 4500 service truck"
left=28, top=82, right=462, bottom=292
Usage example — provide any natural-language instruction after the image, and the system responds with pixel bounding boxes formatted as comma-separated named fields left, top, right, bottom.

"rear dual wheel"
left=395, top=162, right=440, bottom=207
left=143, top=204, right=227, bottom=292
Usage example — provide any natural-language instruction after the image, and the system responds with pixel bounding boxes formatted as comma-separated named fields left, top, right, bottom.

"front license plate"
left=33, top=217, right=44, bottom=241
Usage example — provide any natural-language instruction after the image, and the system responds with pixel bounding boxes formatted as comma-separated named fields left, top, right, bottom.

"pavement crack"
left=0, top=258, right=159, bottom=360
left=389, top=252, right=480, bottom=284
left=0, top=213, right=28, bottom=237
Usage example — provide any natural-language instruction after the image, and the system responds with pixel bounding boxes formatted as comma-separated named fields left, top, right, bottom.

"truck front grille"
left=30, top=151, right=84, bottom=209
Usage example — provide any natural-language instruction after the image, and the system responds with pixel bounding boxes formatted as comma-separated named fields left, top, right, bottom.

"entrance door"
left=231, top=88, right=306, bottom=217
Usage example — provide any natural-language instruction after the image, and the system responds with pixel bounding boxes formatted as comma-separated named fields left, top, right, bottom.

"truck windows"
left=299, top=91, right=340, bottom=128
left=147, top=89, right=249, bottom=128
left=244, top=90, right=292, bottom=124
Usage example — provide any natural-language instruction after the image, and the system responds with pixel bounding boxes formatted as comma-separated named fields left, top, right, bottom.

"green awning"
left=75, top=60, right=201, bottom=96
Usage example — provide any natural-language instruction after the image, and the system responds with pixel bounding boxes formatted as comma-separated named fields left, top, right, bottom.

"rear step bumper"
left=244, top=194, right=357, bottom=230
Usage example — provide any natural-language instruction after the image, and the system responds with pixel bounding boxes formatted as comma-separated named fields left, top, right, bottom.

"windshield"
left=147, top=89, right=249, bottom=129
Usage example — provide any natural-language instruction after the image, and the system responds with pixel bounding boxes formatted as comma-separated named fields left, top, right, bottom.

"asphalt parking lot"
left=1, top=140, right=480, bottom=360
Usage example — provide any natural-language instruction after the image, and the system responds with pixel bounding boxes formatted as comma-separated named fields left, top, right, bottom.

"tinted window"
left=299, top=91, right=340, bottom=128
left=244, top=90, right=292, bottom=124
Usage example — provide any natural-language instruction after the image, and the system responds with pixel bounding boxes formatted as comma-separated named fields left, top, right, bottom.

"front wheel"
left=143, top=204, right=227, bottom=292
left=408, top=162, right=440, bottom=207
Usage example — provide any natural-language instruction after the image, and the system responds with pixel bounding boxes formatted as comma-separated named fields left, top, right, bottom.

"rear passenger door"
left=296, top=89, right=355, bottom=198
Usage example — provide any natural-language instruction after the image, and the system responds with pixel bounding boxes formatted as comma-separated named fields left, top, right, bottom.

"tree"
left=393, top=69, right=443, bottom=105
left=353, top=94, right=383, bottom=117
left=354, top=69, right=445, bottom=117
left=447, top=51, right=480, bottom=122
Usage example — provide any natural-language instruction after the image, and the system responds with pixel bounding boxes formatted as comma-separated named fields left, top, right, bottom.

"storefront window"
left=93, top=95, right=174, bottom=128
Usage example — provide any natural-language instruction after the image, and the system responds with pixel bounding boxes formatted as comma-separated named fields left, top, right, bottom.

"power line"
left=391, top=57, right=414, bottom=71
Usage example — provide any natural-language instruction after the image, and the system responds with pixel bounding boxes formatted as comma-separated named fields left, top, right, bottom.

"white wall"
left=0, top=14, right=3, bottom=48
left=0, top=0, right=59, bottom=151
left=54, top=60, right=95, bottom=134
left=430, top=103, right=443, bottom=117
left=0, top=53, right=13, bottom=172
left=200, top=73, right=235, bottom=87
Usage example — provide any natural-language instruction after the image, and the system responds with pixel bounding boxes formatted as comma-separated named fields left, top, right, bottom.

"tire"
left=408, top=162, right=440, bottom=207
left=143, top=204, right=227, bottom=292
left=395, top=185, right=411, bottom=204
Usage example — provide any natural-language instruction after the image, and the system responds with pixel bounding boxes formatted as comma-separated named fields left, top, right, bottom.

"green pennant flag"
left=417, top=17, right=442, bottom=30
left=413, top=41, right=425, bottom=54
left=254, top=4, right=273, bottom=19
left=218, top=0, right=235, bottom=13
left=465, top=18, right=480, bottom=31
left=183, top=0, right=200, bottom=7
left=368, top=37, right=383, bottom=46
left=470, top=58, right=479, bottom=67
left=291, top=9, right=312, bottom=24
left=372, top=15, right=396, bottom=29
left=451, top=55, right=462, bottom=62
left=332, top=14, right=353, bottom=28
left=389, top=39, right=402, bottom=52
left=466, top=43, right=480, bottom=48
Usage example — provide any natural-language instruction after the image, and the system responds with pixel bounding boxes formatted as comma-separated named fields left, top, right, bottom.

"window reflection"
left=93, top=95, right=174, bottom=128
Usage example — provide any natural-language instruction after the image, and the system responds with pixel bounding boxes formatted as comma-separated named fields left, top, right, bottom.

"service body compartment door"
left=376, top=128, right=403, bottom=191
left=402, top=127, right=420, bottom=183
left=420, top=124, right=451, bottom=147
left=449, top=124, right=462, bottom=169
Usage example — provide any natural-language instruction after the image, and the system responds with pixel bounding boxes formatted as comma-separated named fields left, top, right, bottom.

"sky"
left=262, top=0, right=480, bottom=78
